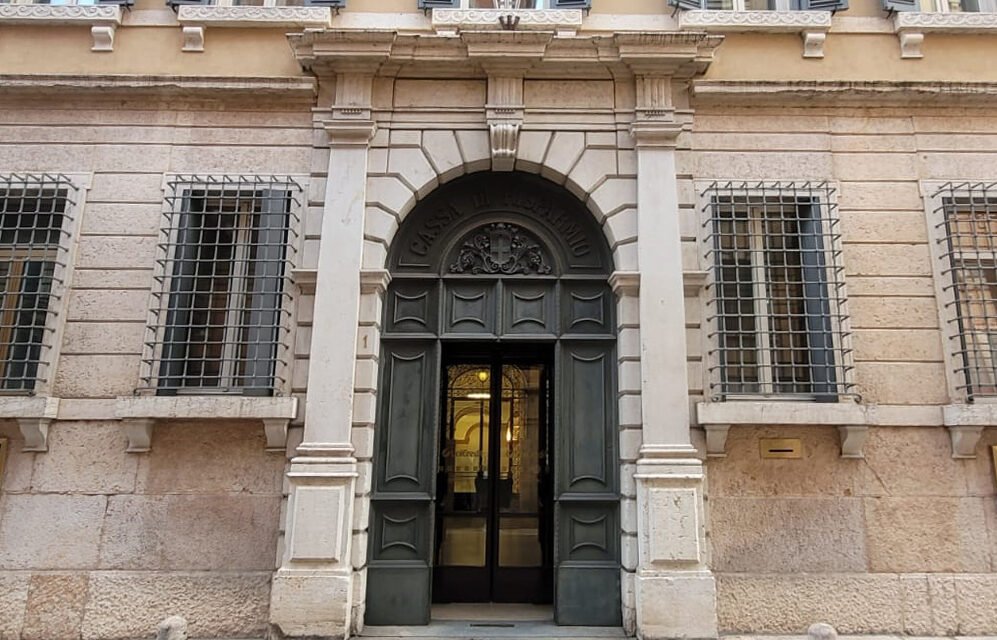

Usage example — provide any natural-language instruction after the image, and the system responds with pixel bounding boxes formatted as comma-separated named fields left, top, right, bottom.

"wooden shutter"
left=304, top=0, right=346, bottom=6
left=882, top=0, right=919, bottom=10
left=418, top=0, right=459, bottom=8
left=797, top=0, right=849, bottom=9
left=667, top=0, right=708, bottom=9
left=551, top=0, right=593, bottom=8
left=166, top=0, right=212, bottom=7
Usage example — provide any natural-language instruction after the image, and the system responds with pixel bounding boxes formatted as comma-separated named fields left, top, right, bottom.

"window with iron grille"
left=930, top=181, right=997, bottom=401
left=0, top=174, right=75, bottom=393
left=702, top=181, right=854, bottom=401
left=141, top=176, right=301, bottom=396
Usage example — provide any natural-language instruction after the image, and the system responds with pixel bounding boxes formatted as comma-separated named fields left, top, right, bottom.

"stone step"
left=360, top=622, right=628, bottom=639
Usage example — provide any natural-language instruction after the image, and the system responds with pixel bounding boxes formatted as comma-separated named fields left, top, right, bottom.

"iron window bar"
left=0, top=173, right=76, bottom=394
left=702, top=181, right=855, bottom=402
left=932, top=181, right=997, bottom=402
left=140, top=175, right=301, bottom=396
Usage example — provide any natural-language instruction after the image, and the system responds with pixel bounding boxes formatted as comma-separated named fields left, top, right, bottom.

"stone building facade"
left=0, top=0, right=995, bottom=638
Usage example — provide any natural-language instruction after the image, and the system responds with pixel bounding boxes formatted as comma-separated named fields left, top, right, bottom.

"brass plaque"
left=760, top=437, right=803, bottom=459
left=0, top=438, right=7, bottom=489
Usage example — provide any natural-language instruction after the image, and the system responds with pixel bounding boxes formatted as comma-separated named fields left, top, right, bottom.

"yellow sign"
left=760, top=437, right=803, bottom=459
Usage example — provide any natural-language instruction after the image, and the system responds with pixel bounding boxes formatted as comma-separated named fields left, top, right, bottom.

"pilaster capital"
left=323, top=119, right=376, bottom=147
left=609, top=270, right=640, bottom=297
left=359, top=268, right=391, bottom=295
left=629, top=121, right=684, bottom=149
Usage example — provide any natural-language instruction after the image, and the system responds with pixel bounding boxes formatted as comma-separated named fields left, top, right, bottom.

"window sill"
left=0, top=396, right=60, bottom=453
left=0, top=4, right=121, bottom=51
left=893, top=11, right=997, bottom=58
left=696, top=400, right=869, bottom=459
left=430, top=8, right=584, bottom=35
left=678, top=10, right=832, bottom=57
left=115, top=395, right=298, bottom=453
left=176, top=5, right=332, bottom=52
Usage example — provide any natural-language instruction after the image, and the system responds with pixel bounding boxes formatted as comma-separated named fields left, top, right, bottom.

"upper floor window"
left=930, top=182, right=997, bottom=401
left=0, top=174, right=75, bottom=393
left=922, top=0, right=996, bottom=11
left=703, top=182, right=855, bottom=402
left=141, top=176, right=300, bottom=396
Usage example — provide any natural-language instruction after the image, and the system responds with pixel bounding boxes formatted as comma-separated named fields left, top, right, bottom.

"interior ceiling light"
left=467, top=392, right=490, bottom=400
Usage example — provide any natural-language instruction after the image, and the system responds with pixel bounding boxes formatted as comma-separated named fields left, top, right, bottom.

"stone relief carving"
left=679, top=9, right=832, bottom=29
left=0, top=4, right=119, bottom=20
left=177, top=5, right=331, bottom=24
left=894, top=11, right=997, bottom=29
left=432, top=8, right=583, bottom=32
left=449, top=223, right=553, bottom=275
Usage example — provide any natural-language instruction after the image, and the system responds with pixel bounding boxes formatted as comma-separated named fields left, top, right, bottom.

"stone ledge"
left=0, top=4, right=122, bottom=51
left=115, top=396, right=298, bottom=453
left=0, top=396, right=60, bottom=453
left=691, top=79, right=997, bottom=106
left=893, top=12, right=997, bottom=59
left=678, top=10, right=831, bottom=58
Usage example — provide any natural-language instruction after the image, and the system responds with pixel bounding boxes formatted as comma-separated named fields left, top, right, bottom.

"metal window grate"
left=140, top=175, right=301, bottom=395
left=702, top=181, right=855, bottom=401
left=0, top=173, right=75, bottom=393
left=933, top=181, right=997, bottom=401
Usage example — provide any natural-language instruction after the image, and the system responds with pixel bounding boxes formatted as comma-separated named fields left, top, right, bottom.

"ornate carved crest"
left=449, top=223, right=552, bottom=275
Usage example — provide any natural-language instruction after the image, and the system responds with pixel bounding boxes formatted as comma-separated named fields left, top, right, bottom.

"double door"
left=432, top=349, right=554, bottom=604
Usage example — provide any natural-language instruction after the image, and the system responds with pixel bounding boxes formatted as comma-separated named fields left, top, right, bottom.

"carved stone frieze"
left=679, top=9, right=832, bottom=30
left=894, top=10, right=997, bottom=31
left=177, top=5, right=331, bottom=27
left=432, top=8, right=583, bottom=34
left=449, top=223, right=553, bottom=276
left=0, top=4, right=120, bottom=22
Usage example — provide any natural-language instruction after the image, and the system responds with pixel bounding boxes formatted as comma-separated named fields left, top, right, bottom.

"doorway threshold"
left=361, top=605, right=628, bottom=639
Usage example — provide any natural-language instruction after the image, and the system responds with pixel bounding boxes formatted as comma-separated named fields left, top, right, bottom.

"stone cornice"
left=692, top=79, right=997, bottom=106
left=0, top=4, right=120, bottom=24
left=324, top=119, right=377, bottom=147
left=630, top=121, right=685, bottom=148
left=291, top=29, right=720, bottom=82
left=177, top=5, right=330, bottom=29
left=0, top=74, right=316, bottom=102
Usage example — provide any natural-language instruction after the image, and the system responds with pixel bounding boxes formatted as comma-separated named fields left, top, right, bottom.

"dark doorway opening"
left=433, top=344, right=555, bottom=605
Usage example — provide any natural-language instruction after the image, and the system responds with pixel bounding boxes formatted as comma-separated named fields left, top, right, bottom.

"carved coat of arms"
left=449, top=223, right=553, bottom=275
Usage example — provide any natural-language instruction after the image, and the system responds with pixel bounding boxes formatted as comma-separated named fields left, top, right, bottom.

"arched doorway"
left=365, top=172, right=621, bottom=627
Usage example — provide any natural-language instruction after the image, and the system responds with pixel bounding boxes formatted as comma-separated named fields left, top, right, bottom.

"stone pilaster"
left=269, top=75, right=376, bottom=638
left=630, top=86, right=718, bottom=640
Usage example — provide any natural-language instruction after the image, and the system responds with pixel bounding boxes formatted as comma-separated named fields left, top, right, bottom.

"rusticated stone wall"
left=685, top=104, right=997, bottom=634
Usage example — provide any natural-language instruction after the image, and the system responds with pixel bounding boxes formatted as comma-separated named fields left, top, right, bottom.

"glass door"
left=433, top=352, right=553, bottom=604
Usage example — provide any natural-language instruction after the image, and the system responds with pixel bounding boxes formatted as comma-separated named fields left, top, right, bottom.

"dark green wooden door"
left=366, top=173, right=620, bottom=627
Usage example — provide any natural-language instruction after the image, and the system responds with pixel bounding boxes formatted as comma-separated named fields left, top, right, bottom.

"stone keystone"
left=156, top=615, right=188, bottom=640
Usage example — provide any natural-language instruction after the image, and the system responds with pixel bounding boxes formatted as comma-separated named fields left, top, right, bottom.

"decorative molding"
left=177, top=5, right=331, bottom=28
left=801, top=29, right=826, bottom=58
left=91, top=24, right=116, bottom=53
left=837, top=425, right=867, bottom=459
left=894, top=10, right=997, bottom=32
left=182, top=25, right=204, bottom=53
left=0, top=74, right=317, bottom=101
left=449, top=223, right=552, bottom=276
left=123, top=418, right=154, bottom=454
left=431, top=8, right=583, bottom=34
left=630, top=121, right=684, bottom=149
left=679, top=9, right=832, bottom=31
left=683, top=270, right=708, bottom=297
left=0, top=4, right=120, bottom=23
left=635, top=76, right=674, bottom=121
left=323, top=120, right=377, bottom=147
left=609, top=271, right=640, bottom=297
left=18, top=418, right=51, bottom=453
left=486, top=75, right=524, bottom=171
left=359, top=268, right=391, bottom=296
left=941, top=403, right=996, bottom=458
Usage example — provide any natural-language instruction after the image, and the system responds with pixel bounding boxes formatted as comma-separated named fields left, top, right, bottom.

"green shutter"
left=551, top=0, right=593, bottom=8
left=418, top=0, right=459, bottom=7
left=667, top=0, right=708, bottom=9
left=797, top=0, right=849, bottom=9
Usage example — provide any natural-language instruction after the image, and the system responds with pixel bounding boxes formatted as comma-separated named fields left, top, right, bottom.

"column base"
left=635, top=570, right=718, bottom=640
left=270, top=569, right=353, bottom=639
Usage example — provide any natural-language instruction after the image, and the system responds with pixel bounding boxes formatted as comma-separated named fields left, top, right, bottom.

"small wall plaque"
left=760, top=437, right=802, bottom=459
